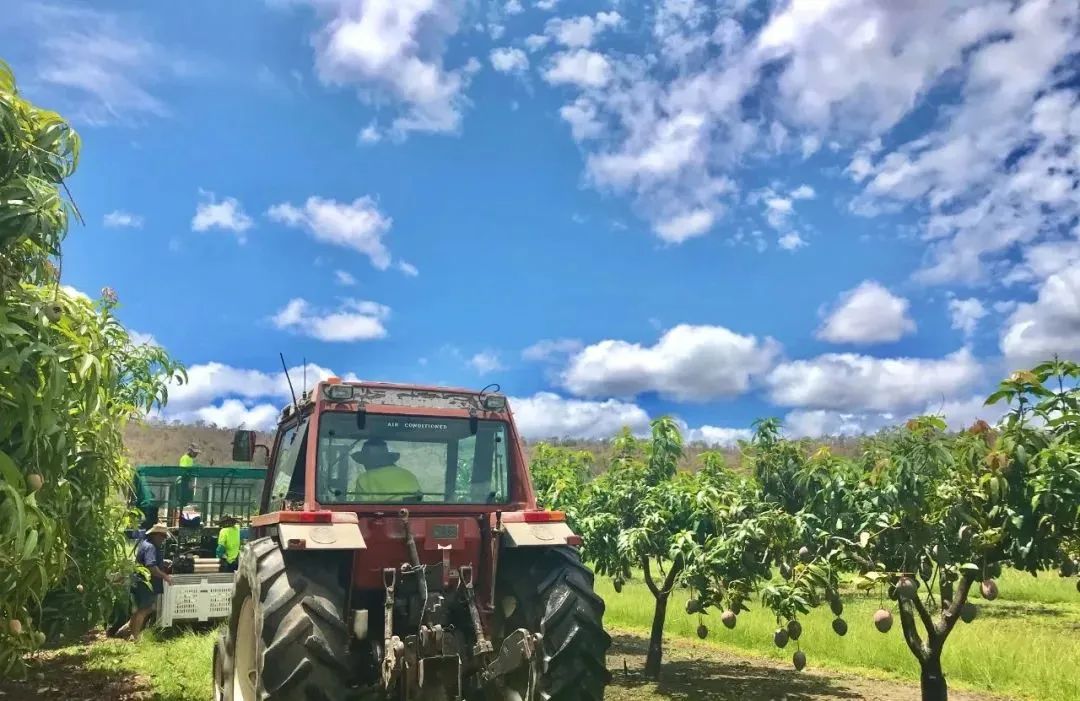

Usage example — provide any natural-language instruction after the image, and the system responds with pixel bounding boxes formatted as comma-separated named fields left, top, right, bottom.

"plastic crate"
left=156, top=572, right=236, bottom=627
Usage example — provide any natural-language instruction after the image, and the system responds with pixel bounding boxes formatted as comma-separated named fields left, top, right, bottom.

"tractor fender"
left=500, top=521, right=581, bottom=548
left=275, top=522, right=367, bottom=550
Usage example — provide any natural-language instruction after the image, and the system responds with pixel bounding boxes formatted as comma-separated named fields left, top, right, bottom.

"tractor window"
left=315, top=412, right=510, bottom=505
left=268, top=419, right=308, bottom=511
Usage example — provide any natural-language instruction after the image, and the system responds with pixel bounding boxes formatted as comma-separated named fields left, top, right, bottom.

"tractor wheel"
left=213, top=630, right=231, bottom=701
left=225, top=537, right=357, bottom=701
left=498, top=546, right=610, bottom=701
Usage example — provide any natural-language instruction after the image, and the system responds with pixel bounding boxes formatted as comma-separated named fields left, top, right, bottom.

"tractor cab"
left=217, top=379, right=609, bottom=701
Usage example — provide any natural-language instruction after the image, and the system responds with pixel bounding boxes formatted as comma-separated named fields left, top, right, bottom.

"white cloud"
left=654, top=209, right=714, bottom=243
left=191, top=191, right=253, bottom=239
left=358, top=123, right=381, bottom=144
left=103, top=210, right=143, bottom=228
left=165, top=361, right=354, bottom=415
left=508, top=392, right=650, bottom=440
left=543, top=50, right=612, bottom=88
left=790, top=184, right=816, bottom=200
left=1001, top=265, right=1080, bottom=366
left=817, top=281, right=916, bottom=345
left=271, top=298, right=390, bottom=342
left=522, top=338, right=583, bottom=361
left=948, top=297, right=987, bottom=339
left=777, top=232, right=807, bottom=251
left=5, top=4, right=190, bottom=125
left=545, top=12, right=623, bottom=48
left=505, top=0, right=524, bottom=16
left=561, top=324, right=780, bottom=401
left=267, top=196, right=392, bottom=269
left=783, top=409, right=893, bottom=439
left=397, top=260, right=419, bottom=277
left=559, top=97, right=605, bottom=141
left=188, top=400, right=281, bottom=431
left=469, top=351, right=504, bottom=374
left=299, top=0, right=473, bottom=135
left=129, top=330, right=157, bottom=346
left=536, top=0, right=560, bottom=11
left=490, top=47, right=529, bottom=74
left=334, top=270, right=357, bottom=286
left=524, top=34, right=551, bottom=52
left=685, top=425, right=751, bottom=446
left=767, top=348, right=982, bottom=413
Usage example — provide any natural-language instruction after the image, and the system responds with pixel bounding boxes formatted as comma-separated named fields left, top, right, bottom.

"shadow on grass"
left=0, top=649, right=164, bottom=701
left=608, top=634, right=864, bottom=701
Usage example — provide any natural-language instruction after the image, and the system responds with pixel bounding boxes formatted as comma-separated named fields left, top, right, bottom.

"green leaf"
left=0, top=450, right=25, bottom=490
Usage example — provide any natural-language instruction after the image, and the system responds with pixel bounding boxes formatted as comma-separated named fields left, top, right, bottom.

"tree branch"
left=662, top=556, right=684, bottom=596
left=910, top=592, right=938, bottom=645
left=642, top=557, right=660, bottom=598
left=897, top=599, right=929, bottom=662
left=936, top=574, right=976, bottom=639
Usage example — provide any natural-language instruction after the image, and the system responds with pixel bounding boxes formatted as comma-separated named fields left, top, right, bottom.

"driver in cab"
left=351, top=439, right=421, bottom=502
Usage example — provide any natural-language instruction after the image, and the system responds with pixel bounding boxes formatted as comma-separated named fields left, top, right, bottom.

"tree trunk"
left=919, top=653, right=948, bottom=701
left=644, top=591, right=669, bottom=679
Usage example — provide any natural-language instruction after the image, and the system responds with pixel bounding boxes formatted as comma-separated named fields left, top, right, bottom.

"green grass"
left=598, top=570, right=1080, bottom=701
left=58, top=628, right=215, bottom=701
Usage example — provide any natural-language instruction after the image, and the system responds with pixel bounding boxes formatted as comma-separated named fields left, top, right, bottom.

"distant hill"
left=124, top=419, right=862, bottom=473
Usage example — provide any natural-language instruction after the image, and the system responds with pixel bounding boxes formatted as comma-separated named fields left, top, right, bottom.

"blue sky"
left=4, top=0, right=1078, bottom=441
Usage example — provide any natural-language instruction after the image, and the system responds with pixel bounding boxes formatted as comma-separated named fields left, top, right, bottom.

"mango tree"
left=0, top=60, right=183, bottom=673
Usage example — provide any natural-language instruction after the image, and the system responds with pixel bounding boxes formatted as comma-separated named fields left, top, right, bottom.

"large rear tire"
left=498, top=546, right=610, bottom=701
left=224, top=537, right=357, bottom=701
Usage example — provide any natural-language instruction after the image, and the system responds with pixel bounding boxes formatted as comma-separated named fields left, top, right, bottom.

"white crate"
left=156, top=573, right=236, bottom=627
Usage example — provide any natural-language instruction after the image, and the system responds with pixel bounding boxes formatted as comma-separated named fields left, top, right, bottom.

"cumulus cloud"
left=267, top=196, right=392, bottom=270
left=297, top=0, right=474, bottom=135
left=192, top=190, right=253, bottom=239
left=559, top=97, right=605, bottom=141
left=783, top=409, right=894, bottom=439
left=490, top=47, right=529, bottom=74
left=469, top=351, right=504, bottom=374
left=104, top=210, right=143, bottom=228
left=271, top=297, right=390, bottom=342
left=777, top=232, right=806, bottom=251
left=397, top=260, right=419, bottom=277
left=545, top=12, right=622, bottom=48
left=1000, top=265, right=1080, bottom=366
left=334, top=270, right=357, bottom=286
left=767, top=348, right=982, bottom=413
left=358, top=123, right=381, bottom=144
left=654, top=209, right=714, bottom=243
left=561, top=324, right=780, bottom=401
left=508, top=392, right=649, bottom=440
left=685, top=425, right=751, bottom=446
left=543, top=50, right=612, bottom=88
left=948, top=297, right=987, bottom=339
left=817, top=281, right=916, bottom=345
left=524, top=34, right=551, bottom=52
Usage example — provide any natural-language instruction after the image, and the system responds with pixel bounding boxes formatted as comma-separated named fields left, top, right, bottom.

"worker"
left=175, top=444, right=199, bottom=519
left=128, top=523, right=172, bottom=641
left=351, top=439, right=422, bottom=502
left=216, top=514, right=241, bottom=573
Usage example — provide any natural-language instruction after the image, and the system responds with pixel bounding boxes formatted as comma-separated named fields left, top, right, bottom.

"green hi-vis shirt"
left=352, top=466, right=422, bottom=502
left=217, top=525, right=241, bottom=564
left=179, top=454, right=194, bottom=468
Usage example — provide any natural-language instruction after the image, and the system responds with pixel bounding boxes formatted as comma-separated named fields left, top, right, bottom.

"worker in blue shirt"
left=127, top=523, right=172, bottom=641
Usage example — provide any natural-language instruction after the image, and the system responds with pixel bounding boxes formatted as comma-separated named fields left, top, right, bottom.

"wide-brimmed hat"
left=219, top=514, right=239, bottom=526
left=145, top=523, right=170, bottom=538
left=187, top=443, right=200, bottom=454
left=351, top=439, right=399, bottom=468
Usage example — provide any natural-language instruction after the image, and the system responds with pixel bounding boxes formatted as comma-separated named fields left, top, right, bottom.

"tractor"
left=213, top=378, right=610, bottom=701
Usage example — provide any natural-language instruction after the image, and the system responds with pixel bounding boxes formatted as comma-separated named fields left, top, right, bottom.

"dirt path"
left=605, top=631, right=1014, bottom=701
left=0, top=629, right=1017, bottom=701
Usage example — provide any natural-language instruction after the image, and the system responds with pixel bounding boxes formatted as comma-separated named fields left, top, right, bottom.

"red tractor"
left=214, top=378, right=610, bottom=701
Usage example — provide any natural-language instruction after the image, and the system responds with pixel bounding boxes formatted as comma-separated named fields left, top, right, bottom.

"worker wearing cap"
left=216, top=515, right=241, bottom=573
left=128, top=523, right=173, bottom=641
left=351, top=439, right=422, bottom=502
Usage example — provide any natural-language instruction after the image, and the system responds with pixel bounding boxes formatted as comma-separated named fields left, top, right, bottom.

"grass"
left=598, top=568, right=1080, bottom=701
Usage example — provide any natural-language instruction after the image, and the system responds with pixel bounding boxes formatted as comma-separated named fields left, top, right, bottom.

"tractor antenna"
left=302, top=357, right=308, bottom=400
left=280, top=352, right=300, bottom=413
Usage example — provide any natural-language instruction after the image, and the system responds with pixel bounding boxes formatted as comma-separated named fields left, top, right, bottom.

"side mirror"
left=232, top=430, right=257, bottom=462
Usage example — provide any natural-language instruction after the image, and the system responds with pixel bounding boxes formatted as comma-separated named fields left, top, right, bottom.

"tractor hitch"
left=481, top=628, right=544, bottom=701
